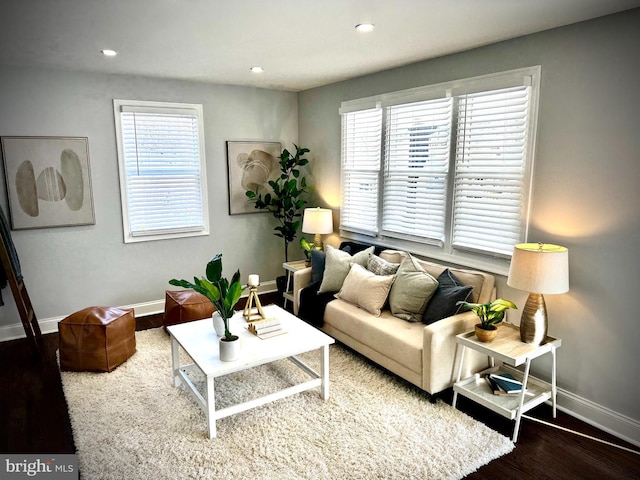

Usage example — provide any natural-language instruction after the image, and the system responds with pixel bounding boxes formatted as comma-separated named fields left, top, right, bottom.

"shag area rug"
left=60, top=328, right=513, bottom=480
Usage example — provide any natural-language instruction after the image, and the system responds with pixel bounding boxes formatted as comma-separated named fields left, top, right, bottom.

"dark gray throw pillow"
left=422, top=269, right=474, bottom=325
left=310, top=249, right=326, bottom=284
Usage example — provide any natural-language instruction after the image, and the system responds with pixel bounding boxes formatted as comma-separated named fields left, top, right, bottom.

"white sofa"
left=292, top=249, right=496, bottom=395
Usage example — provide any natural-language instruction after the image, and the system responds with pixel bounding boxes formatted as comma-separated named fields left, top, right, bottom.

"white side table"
left=452, top=322, right=562, bottom=442
left=282, top=260, right=308, bottom=309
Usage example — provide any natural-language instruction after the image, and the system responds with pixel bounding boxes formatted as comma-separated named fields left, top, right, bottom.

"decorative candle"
left=248, top=274, right=260, bottom=287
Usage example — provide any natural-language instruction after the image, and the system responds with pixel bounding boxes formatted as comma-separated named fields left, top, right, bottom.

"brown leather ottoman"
left=58, top=306, right=136, bottom=372
left=163, top=289, right=215, bottom=329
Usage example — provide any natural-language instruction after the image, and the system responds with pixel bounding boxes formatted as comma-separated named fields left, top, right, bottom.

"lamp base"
left=520, top=293, right=548, bottom=345
left=312, top=233, right=324, bottom=251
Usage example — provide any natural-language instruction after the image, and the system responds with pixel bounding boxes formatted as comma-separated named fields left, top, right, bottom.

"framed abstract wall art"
left=226, top=140, right=281, bottom=215
left=1, top=136, right=95, bottom=229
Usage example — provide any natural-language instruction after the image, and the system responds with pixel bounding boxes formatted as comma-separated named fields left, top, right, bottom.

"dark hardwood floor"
left=2, top=297, right=639, bottom=479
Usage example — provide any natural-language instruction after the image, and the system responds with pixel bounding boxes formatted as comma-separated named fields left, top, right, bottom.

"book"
left=484, top=375, right=511, bottom=395
left=247, top=318, right=287, bottom=339
left=489, top=373, right=523, bottom=386
left=489, top=373, right=522, bottom=393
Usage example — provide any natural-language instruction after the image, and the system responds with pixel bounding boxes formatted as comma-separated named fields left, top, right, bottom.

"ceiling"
left=2, top=0, right=639, bottom=92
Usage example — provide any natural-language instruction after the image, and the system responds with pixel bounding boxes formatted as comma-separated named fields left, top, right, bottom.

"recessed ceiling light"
left=250, top=66, right=264, bottom=73
left=355, top=23, right=375, bottom=33
left=101, top=49, right=118, bottom=57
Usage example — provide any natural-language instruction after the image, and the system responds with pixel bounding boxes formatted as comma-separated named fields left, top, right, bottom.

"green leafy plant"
left=300, top=237, right=314, bottom=263
left=245, top=144, right=311, bottom=262
left=169, top=253, right=245, bottom=340
left=457, top=298, right=518, bottom=330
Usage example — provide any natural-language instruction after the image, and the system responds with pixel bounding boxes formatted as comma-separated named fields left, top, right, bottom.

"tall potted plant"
left=245, top=144, right=311, bottom=262
left=169, top=253, right=245, bottom=361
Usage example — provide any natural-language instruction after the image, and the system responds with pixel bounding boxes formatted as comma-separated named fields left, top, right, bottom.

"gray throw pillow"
left=367, top=253, right=400, bottom=276
left=388, top=254, right=439, bottom=322
left=318, top=245, right=374, bottom=293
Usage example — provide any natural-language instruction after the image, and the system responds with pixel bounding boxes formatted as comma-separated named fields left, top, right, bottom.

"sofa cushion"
left=367, top=253, right=401, bottom=276
left=422, top=269, right=474, bottom=324
left=324, top=299, right=423, bottom=375
left=318, top=245, right=374, bottom=293
left=336, top=264, right=395, bottom=316
left=389, top=255, right=439, bottom=322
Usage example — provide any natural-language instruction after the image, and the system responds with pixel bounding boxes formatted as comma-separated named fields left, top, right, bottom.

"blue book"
left=489, top=373, right=522, bottom=393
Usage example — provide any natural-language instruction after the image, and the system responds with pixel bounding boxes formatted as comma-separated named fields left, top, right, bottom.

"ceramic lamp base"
left=520, top=293, right=548, bottom=345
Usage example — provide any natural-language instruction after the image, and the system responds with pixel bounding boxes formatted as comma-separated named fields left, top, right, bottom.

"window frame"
left=339, top=67, right=541, bottom=274
left=113, top=99, right=210, bottom=244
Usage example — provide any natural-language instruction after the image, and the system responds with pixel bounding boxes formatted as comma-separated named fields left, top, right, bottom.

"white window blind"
left=340, top=107, right=382, bottom=235
left=114, top=100, right=208, bottom=243
left=453, top=86, right=530, bottom=256
left=383, top=98, right=452, bottom=243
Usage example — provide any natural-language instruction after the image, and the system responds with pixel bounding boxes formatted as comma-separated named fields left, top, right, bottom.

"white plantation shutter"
left=339, top=67, right=539, bottom=266
left=114, top=101, right=208, bottom=242
left=453, top=86, right=531, bottom=256
left=382, top=98, right=452, bottom=243
left=340, top=107, right=382, bottom=235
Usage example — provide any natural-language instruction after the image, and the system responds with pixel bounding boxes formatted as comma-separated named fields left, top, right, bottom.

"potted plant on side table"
left=169, top=253, right=245, bottom=361
left=457, top=298, right=518, bottom=343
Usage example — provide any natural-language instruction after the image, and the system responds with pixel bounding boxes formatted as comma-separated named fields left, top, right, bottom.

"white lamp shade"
left=302, top=208, right=333, bottom=234
left=507, top=243, right=569, bottom=294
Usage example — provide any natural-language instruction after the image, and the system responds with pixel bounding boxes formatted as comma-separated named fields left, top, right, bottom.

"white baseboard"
left=0, top=281, right=278, bottom=340
left=555, top=387, right=640, bottom=448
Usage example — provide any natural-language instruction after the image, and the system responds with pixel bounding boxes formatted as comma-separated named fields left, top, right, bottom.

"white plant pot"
left=219, top=336, right=240, bottom=362
left=212, top=311, right=225, bottom=337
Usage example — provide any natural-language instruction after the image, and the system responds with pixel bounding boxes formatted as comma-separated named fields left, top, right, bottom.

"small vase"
left=475, top=324, right=497, bottom=342
left=212, top=312, right=225, bottom=337
left=219, top=335, right=240, bottom=362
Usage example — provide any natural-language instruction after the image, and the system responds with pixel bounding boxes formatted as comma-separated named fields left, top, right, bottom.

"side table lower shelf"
left=454, top=365, right=552, bottom=421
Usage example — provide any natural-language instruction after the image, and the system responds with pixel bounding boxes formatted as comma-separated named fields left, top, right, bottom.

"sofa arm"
left=292, top=267, right=312, bottom=315
left=422, top=311, right=490, bottom=395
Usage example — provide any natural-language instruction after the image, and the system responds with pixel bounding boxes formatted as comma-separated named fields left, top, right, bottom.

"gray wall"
left=0, top=68, right=298, bottom=322
left=298, top=9, right=640, bottom=428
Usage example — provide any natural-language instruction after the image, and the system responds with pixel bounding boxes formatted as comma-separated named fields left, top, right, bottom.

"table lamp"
left=302, top=207, right=333, bottom=251
left=507, top=243, right=569, bottom=345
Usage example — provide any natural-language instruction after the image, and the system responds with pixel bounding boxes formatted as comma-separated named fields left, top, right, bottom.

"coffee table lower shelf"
left=174, top=353, right=327, bottom=438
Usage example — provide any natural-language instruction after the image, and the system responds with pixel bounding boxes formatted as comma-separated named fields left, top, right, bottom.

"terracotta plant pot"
left=475, top=324, right=497, bottom=343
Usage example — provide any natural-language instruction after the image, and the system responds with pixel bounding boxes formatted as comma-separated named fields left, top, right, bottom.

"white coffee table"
left=167, top=303, right=335, bottom=438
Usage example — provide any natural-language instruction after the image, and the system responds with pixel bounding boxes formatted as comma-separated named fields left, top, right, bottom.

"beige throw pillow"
left=336, top=264, right=396, bottom=316
left=389, top=254, right=439, bottom=322
left=318, top=245, right=375, bottom=293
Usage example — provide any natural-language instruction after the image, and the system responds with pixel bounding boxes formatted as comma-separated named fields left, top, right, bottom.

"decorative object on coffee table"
left=169, top=253, right=245, bottom=361
left=507, top=243, right=569, bottom=345
left=457, top=298, right=517, bottom=343
left=243, top=274, right=266, bottom=321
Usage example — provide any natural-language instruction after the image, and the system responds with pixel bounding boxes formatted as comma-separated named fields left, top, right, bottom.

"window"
left=113, top=100, right=209, bottom=243
left=340, top=67, right=540, bottom=270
